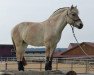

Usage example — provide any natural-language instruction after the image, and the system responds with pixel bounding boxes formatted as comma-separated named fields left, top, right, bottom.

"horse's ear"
left=75, top=6, right=77, bottom=8
left=71, top=5, right=74, bottom=10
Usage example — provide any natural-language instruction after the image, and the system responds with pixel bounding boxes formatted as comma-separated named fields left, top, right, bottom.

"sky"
left=0, top=0, right=94, bottom=48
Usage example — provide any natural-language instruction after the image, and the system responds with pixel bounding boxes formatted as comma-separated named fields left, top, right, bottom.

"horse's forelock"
left=70, top=6, right=79, bottom=14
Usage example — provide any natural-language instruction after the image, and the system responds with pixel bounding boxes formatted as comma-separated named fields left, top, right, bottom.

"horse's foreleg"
left=16, top=47, right=25, bottom=71
left=45, top=46, right=56, bottom=70
left=48, top=46, right=56, bottom=70
left=45, top=47, right=50, bottom=70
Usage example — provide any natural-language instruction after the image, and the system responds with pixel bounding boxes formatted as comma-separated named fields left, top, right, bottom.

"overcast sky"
left=0, top=0, right=94, bottom=48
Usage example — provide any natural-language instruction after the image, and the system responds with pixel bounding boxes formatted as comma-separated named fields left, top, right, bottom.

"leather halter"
left=67, top=10, right=81, bottom=25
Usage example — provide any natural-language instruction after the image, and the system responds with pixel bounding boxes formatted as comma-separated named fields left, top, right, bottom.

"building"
left=0, top=44, right=15, bottom=57
left=1, top=42, right=94, bottom=61
left=0, top=44, right=15, bottom=61
left=25, top=48, right=66, bottom=61
left=0, top=44, right=66, bottom=61
left=54, top=42, right=94, bottom=59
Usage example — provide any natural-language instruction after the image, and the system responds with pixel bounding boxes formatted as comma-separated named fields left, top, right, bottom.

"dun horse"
left=11, top=5, right=83, bottom=71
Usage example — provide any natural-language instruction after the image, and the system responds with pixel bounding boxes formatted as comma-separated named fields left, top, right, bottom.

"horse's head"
left=67, top=5, right=83, bottom=29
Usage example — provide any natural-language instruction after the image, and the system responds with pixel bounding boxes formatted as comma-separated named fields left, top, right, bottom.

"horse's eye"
left=72, top=14, right=76, bottom=16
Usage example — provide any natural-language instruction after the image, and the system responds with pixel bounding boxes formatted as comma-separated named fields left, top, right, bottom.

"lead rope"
left=71, top=25, right=93, bottom=59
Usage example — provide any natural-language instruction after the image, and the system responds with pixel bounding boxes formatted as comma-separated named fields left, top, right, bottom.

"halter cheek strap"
left=66, top=11, right=75, bottom=26
left=67, top=10, right=81, bottom=24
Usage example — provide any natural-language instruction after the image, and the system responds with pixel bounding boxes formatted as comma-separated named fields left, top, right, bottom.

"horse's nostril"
left=80, top=23, right=83, bottom=26
left=78, top=23, right=83, bottom=29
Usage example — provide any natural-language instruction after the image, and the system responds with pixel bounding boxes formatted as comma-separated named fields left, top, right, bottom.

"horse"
left=11, top=5, right=83, bottom=71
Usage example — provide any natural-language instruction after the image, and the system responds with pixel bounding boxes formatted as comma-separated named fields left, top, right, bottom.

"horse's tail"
left=12, top=37, right=27, bottom=66
left=11, top=37, right=16, bottom=55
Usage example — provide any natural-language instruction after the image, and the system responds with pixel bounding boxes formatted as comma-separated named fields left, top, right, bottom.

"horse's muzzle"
left=78, top=23, right=83, bottom=29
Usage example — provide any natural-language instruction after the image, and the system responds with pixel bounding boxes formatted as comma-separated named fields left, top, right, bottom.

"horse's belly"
left=25, top=38, right=44, bottom=46
left=30, top=41, right=44, bottom=46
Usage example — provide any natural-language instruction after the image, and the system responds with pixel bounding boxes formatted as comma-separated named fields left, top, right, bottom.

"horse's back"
left=11, top=22, right=37, bottom=37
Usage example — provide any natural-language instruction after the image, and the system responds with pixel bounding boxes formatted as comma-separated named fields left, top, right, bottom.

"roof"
left=61, top=42, right=94, bottom=58
left=53, top=51, right=64, bottom=58
left=68, top=43, right=78, bottom=49
left=64, top=42, right=94, bottom=53
left=85, top=42, right=94, bottom=47
left=61, top=42, right=94, bottom=56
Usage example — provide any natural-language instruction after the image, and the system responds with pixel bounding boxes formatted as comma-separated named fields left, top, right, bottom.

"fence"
left=0, top=57, right=94, bottom=74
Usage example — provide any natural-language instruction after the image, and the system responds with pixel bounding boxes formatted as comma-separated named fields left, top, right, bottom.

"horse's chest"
left=52, top=34, right=61, bottom=43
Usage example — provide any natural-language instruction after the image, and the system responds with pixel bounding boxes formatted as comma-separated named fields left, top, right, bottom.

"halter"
left=67, top=9, right=81, bottom=26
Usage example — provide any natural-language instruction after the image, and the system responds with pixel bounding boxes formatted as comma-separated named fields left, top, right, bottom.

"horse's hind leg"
left=16, top=46, right=24, bottom=71
left=16, top=43, right=27, bottom=71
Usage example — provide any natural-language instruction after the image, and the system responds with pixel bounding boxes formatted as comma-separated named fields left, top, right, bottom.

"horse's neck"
left=49, top=10, right=67, bottom=34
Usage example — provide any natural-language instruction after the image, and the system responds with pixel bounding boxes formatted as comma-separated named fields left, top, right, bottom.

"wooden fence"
left=0, top=57, right=94, bottom=74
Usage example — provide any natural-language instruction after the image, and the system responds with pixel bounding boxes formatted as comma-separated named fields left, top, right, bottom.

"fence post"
left=86, top=60, right=89, bottom=73
left=71, top=60, right=73, bottom=70
left=5, top=61, right=7, bottom=70
left=56, top=59, right=58, bottom=70
left=40, top=62, right=42, bottom=71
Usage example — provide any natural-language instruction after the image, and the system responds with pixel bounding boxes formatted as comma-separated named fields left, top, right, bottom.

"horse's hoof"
left=18, top=67, right=24, bottom=71
left=49, top=66, right=52, bottom=70
left=48, top=61, right=52, bottom=70
left=45, top=61, right=52, bottom=70
left=18, top=61, right=24, bottom=71
left=45, top=66, right=52, bottom=71
left=45, top=63, right=49, bottom=70
left=18, top=66, right=24, bottom=71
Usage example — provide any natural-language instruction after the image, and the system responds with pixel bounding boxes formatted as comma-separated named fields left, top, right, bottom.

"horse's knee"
left=16, top=54, right=23, bottom=61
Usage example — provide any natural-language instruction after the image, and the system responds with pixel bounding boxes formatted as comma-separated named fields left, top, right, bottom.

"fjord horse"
left=11, top=5, right=83, bottom=71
